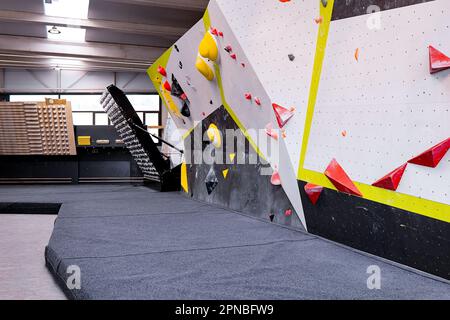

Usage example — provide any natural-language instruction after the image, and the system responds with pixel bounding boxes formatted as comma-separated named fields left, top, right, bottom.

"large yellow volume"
left=207, top=123, right=222, bottom=148
left=195, top=56, right=215, bottom=81
left=199, top=31, right=218, bottom=61
left=181, top=162, right=189, bottom=193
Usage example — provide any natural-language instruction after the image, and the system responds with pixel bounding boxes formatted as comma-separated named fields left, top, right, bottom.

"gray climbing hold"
left=321, top=0, right=328, bottom=8
left=205, top=167, right=218, bottom=195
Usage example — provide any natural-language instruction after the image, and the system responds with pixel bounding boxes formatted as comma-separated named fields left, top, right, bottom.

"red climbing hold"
left=372, top=163, right=408, bottom=191
left=230, top=53, right=237, bottom=60
left=324, top=159, right=363, bottom=197
left=245, top=93, right=252, bottom=100
left=304, top=183, right=323, bottom=205
left=429, top=45, right=450, bottom=74
left=180, top=93, right=188, bottom=101
left=408, top=138, right=450, bottom=168
left=163, top=81, right=171, bottom=91
left=272, top=103, right=295, bottom=128
left=270, top=170, right=281, bottom=186
left=210, top=28, right=219, bottom=36
left=157, top=66, right=167, bottom=77
left=218, top=31, right=224, bottom=37
left=285, top=209, right=293, bottom=217
left=265, top=123, right=279, bottom=140
left=254, top=97, right=261, bottom=106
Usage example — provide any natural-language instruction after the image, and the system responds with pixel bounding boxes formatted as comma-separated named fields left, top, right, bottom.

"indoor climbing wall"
left=297, top=0, right=450, bottom=280
left=149, top=0, right=450, bottom=280
left=148, top=0, right=313, bottom=231
left=303, top=0, right=449, bottom=205
left=215, top=0, right=319, bottom=175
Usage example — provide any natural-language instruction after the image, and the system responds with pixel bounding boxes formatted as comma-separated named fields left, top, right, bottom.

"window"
left=8, top=94, right=161, bottom=140
left=9, top=94, right=59, bottom=102
left=72, top=112, right=93, bottom=125
left=127, top=95, right=160, bottom=111
left=60, top=94, right=103, bottom=112
left=94, top=113, right=109, bottom=126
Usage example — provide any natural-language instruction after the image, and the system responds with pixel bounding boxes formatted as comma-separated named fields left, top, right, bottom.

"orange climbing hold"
left=429, top=45, right=450, bottom=74
left=408, top=138, right=450, bottom=168
left=314, top=16, right=323, bottom=24
left=324, top=159, right=363, bottom=197
left=304, top=183, right=323, bottom=205
left=372, top=163, right=408, bottom=191
left=272, top=103, right=295, bottom=128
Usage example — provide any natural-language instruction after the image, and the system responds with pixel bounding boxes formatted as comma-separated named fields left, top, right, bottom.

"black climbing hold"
left=181, top=101, right=191, bottom=118
left=171, top=74, right=184, bottom=98
left=174, top=45, right=179, bottom=52
left=205, top=167, right=219, bottom=195
left=288, top=54, right=295, bottom=61
left=321, top=0, right=328, bottom=7
left=269, top=214, right=275, bottom=222
left=210, top=100, right=213, bottom=105
left=179, top=61, right=183, bottom=69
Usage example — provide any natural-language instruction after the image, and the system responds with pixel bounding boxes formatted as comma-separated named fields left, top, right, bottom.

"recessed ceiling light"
left=46, top=26, right=86, bottom=43
left=48, top=26, right=61, bottom=35
left=44, top=0, right=90, bottom=19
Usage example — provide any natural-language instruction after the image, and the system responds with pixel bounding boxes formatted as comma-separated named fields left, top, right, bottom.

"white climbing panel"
left=303, top=0, right=450, bottom=205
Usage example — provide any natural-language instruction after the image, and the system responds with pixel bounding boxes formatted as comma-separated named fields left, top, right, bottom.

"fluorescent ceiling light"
left=44, top=0, right=90, bottom=19
left=46, top=25, right=86, bottom=42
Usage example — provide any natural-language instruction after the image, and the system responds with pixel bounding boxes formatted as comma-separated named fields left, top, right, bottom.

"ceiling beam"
left=102, top=0, right=209, bottom=12
left=0, top=35, right=165, bottom=71
left=0, top=9, right=187, bottom=37
left=0, top=69, right=4, bottom=89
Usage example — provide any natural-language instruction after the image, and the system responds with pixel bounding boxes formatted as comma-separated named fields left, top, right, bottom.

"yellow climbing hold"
left=181, top=162, right=188, bottom=193
left=207, top=123, right=222, bottom=148
left=199, top=31, right=218, bottom=61
left=195, top=56, right=215, bottom=81
left=229, top=153, right=236, bottom=162
left=162, top=86, right=182, bottom=118
left=222, top=169, right=229, bottom=179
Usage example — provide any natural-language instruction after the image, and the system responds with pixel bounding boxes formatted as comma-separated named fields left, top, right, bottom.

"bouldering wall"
left=297, top=0, right=450, bottom=280
left=148, top=0, right=313, bottom=231
left=148, top=0, right=450, bottom=280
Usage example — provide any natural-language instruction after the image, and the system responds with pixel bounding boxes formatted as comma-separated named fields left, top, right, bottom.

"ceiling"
left=0, top=0, right=209, bottom=71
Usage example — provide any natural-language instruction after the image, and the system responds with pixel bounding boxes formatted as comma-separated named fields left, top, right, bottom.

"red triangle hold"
left=304, top=183, right=323, bottom=205
left=272, top=103, right=295, bottom=128
left=372, top=163, right=408, bottom=191
left=324, top=159, right=363, bottom=197
left=408, top=138, right=450, bottom=168
left=429, top=46, right=450, bottom=74
left=157, top=66, right=167, bottom=77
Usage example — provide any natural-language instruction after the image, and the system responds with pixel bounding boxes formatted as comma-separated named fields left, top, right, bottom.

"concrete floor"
left=0, top=214, right=66, bottom=300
